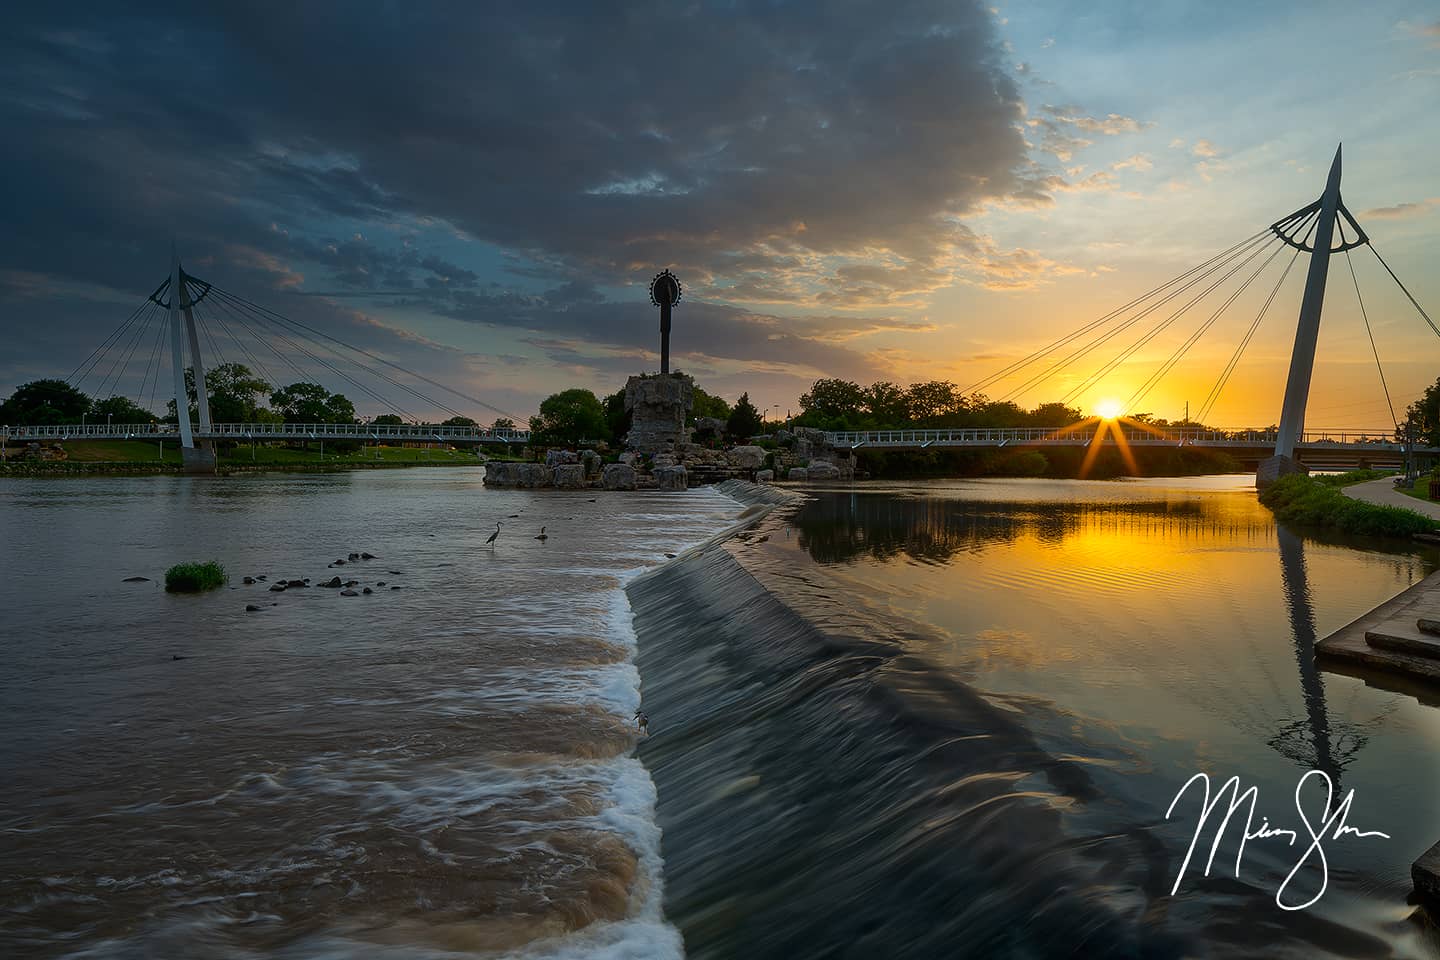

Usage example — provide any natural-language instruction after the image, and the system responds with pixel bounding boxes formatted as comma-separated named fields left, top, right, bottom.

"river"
left=4, top=471, right=1440, bottom=958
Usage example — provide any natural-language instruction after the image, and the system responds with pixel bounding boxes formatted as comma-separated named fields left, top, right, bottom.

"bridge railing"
left=822, top=427, right=1410, bottom=449
left=4, top=422, right=532, bottom=443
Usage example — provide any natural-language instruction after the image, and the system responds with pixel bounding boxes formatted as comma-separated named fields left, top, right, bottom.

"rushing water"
left=0, top=468, right=742, bottom=959
left=631, top=476, right=1440, bottom=959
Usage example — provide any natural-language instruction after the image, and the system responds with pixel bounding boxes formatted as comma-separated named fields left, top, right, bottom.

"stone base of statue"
left=624, top=374, right=693, bottom=454
left=1256, top=454, right=1306, bottom=490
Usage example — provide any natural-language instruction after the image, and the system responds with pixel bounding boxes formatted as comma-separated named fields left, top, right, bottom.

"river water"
left=5, top=471, right=1440, bottom=959
left=632, top=475, right=1440, bottom=959
left=0, top=468, right=741, bottom=959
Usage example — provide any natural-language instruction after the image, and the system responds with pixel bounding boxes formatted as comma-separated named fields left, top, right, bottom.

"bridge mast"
left=168, top=246, right=195, bottom=450
left=1274, top=145, right=1343, bottom=462
left=182, top=275, right=213, bottom=435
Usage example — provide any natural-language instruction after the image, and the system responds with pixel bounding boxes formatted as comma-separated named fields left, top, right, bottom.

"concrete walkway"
left=1343, top=476, right=1440, bottom=519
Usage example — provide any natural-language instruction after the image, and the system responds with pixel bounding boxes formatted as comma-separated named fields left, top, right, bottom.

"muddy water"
left=0, top=468, right=741, bottom=958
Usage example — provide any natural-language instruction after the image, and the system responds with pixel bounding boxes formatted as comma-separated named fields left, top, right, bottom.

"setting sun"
left=1096, top=399, right=1123, bottom=421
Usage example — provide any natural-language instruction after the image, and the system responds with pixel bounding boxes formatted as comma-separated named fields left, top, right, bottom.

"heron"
left=534, top=526, right=548, bottom=541
left=486, top=522, right=501, bottom=545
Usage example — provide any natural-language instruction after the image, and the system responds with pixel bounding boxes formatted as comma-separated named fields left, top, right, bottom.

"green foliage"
left=90, top=395, right=153, bottom=423
left=727, top=392, right=764, bottom=438
left=0, top=379, right=91, bottom=424
left=373, top=414, right=404, bottom=425
left=165, top=561, right=227, bottom=592
left=530, top=388, right=608, bottom=446
left=1259, top=474, right=1437, bottom=537
left=691, top=385, right=731, bottom=421
left=1313, top=469, right=1392, bottom=488
left=167, top=363, right=272, bottom=422
left=792, top=377, right=1084, bottom=431
left=491, top=417, right=517, bottom=432
left=442, top=415, right=478, bottom=427
left=602, top=388, right=631, bottom=444
left=270, top=382, right=357, bottom=423
left=1399, top=376, right=1440, bottom=446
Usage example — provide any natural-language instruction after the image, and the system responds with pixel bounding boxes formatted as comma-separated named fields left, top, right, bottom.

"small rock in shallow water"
left=391, top=585, right=403, bottom=590
left=340, top=589, right=359, bottom=596
left=376, top=581, right=386, bottom=587
left=344, top=580, right=358, bottom=587
left=362, top=587, right=373, bottom=595
left=664, top=553, right=677, bottom=559
left=332, top=559, right=345, bottom=566
left=122, top=576, right=149, bottom=582
left=256, top=575, right=267, bottom=581
left=347, top=552, right=360, bottom=561
left=172, top=655, right=187, bottom=661
left=245, top=604, right=261, bottom=612
left=243, top=576, right=255, bottom=584
left=361, top=552, right=376, bottom=560
left=321, top=576, right=343, bottom=588
left=387, top=570, right=402, bottom=575
left=269, top=584, right=286, bottom=592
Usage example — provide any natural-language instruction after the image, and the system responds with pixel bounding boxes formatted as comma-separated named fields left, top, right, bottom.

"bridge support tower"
left=159, top=246, right=216, bottom=474
left=1258, top=145, right=1346, bottom=488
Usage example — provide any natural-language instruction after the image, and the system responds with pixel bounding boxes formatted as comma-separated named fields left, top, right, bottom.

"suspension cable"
left=95, top=302, right=160, bottom=401
left=137, top=308, right=169, bottom=414
left=1055, top=234, right=1279, bottom=406
left=66, top=297, right=151, bottom=386
left=1369, top=244, right=1440, bottom=340
left=1123, top=241, right=1288, bottom=414
left=212, top=289, right=470, bottom=422
left=1345, top=247, right=1398, bottom=431
left=213, top=286, right=524, bottom=423
left=962, top=227, right=1273, bottom=396
left=1001, top=231, right=1280, bottom=403
left=194, top=296, right=280, bottom=393
left=1196, top=248, right=1302, bottom=424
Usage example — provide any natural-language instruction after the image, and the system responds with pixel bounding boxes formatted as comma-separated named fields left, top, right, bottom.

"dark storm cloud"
left=0, top=0, right=1054, bottom=405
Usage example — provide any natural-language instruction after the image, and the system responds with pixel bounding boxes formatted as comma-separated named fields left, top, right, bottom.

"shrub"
left=165, top=561, right=227, bottom=592
left=1313, top=468, right=1392, bottom=488
left=1259, top=474, right=1436, bottom=537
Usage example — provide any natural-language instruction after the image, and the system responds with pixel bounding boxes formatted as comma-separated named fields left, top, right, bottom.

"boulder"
left=655, top=464, right=689, bottom=491
left=580, top=449, right=603, bottom=479
left=807, top=461, right=841, bottom=481
left=727, top=445, right=767, bottom=470
left=545, top=449, right=579, bottom=466
left=787, top=467, right=809, bottom=481
left=321, top=576, right=343, bottom=588
left=122, top=576, right=150, bottom=583
left=603, top=462, right=637, bottom=490
left=360, top=552, right=376, bottom=560
left=269, top=583, right=287, bottom=592
left=755, top=469, right=774, bottom=483
left=652, top=453, right=679, bottom=469
left=362, top=587, right=373, bottom=595
left=618, top=451, right=638, bottom=466
left=694, top=416, right=727, bottom=438
left=340, top=589, right=359, bottom=597
left=484, top=461, right=551, bottom=488
left=245, top=604, right=261, bottom=612
left=552, top=463, right=587, bottom=489
left=242, top=576, right=256, bottom=585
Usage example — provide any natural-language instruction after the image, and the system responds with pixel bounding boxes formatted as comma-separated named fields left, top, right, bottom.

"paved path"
left=1343, top=477, right=1440, bottom=519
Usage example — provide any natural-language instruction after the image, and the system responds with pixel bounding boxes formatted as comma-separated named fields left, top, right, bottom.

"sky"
left=1, top=0, right=1437, bottom=429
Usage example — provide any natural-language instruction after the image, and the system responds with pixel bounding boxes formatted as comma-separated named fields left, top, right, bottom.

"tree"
left=373, top=414, right=404, bottom=425
left=864, top=381, right=910, bottom=427
left=727, top=392, right=764, bottom=438
left=797, top=378, right=866, bottom=428
left=529, top=388, right=607, bottom=446
left=1027, top=402, right=1084, bottom=428
left=491, top=417, right=516, bottom=432
left=442, top=415, right=478, bottom=427
left=90, top=395, right=152, bottom=423
left=691, top=385, right=731, bottom=421
left=0, top=379, right=90, bottom=424
left=602, top=388, right=631, bottom=444
left=1400, top=377, right=1440, bottom=447
left=905, top=381, right=965, bottom=426
left=166, top=364, right=272, bottom=422
left=270, top=382, right=356, bottom=423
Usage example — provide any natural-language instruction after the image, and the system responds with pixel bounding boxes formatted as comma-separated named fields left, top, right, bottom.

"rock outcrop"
left=655, top=464, right=689, bottom=491
left=552, top=463, right=587, bottom=489
left=603, top=463, right=637, bottom=490
left=483, top=462, right=551, bottom=487
left=624, top=374, right=693, bottom=454
left=726, top=445, right=766, bottom=470
left=755, top=469, right=774, bottom=483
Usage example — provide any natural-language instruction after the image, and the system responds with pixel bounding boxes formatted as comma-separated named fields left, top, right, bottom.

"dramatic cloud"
left=1361, top=198, right=1440, bottom=220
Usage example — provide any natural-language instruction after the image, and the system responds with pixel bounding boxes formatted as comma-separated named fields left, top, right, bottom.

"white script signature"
left=1165, top=770, right=1390, bottom=910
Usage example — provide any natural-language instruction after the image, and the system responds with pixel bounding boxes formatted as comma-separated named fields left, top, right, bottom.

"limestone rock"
left=727, top=445, right=767, bottom=470
left=624, top=374, right=693, bottom=454
left=655, top=464, right=689, bottom=491
left=694, top=416, right=727, bottom=438
left=807, top=461, right=841, bottom=481
left=580, top=449, right=603, bottom=479
left=484, top=461, right=551, bottom=488
left=545, top=449, right=579, bottom=466
left=552, top=463, right=587, bottom=489
left=618, top=451, right=638, bottom=466
left=755, top=469, right=774, bottom=483
left=603, top=462, right=637, bottom=490
left=787, top=466, right=809, bottom=481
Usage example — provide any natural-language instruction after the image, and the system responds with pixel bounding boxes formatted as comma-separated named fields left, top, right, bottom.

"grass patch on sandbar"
left=165, top=561, right=227, bottom=592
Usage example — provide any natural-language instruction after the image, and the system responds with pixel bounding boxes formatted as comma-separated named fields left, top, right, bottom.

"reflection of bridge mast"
left=1272, top=526, right=1368, bottom=783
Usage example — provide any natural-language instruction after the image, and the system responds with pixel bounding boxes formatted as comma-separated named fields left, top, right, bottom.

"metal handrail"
left=3, top=422, right=531, bottom=442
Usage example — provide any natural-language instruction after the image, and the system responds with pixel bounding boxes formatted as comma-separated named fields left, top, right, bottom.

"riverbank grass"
left=1260, top=473, right=1437, bottom=537
left=165, top=561, right=227, bottom=592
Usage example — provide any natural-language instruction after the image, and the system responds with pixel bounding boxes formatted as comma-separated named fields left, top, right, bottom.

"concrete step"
left=1418, top=617, right=1440, bottom=636
left=1365, top=617, right=1440, bottom=659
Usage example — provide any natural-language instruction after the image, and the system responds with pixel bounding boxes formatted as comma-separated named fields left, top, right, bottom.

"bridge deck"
left=4, top=422, right=531, bottom=444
